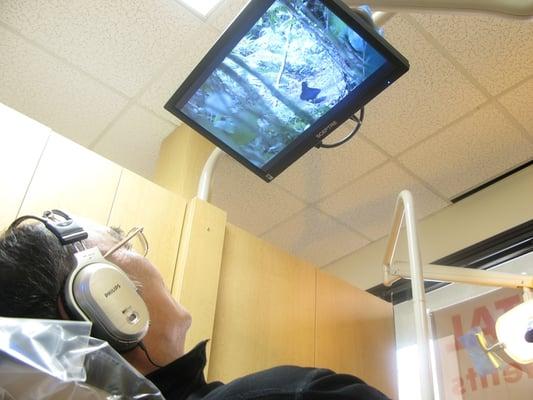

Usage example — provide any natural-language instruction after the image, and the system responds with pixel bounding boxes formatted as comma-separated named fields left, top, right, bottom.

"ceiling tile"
left=210, top=156, right=306, bottom=235
left=93, top=105, right=175, bottom=179
left=498, top=76, right=533, bottom=137
left=0, top=0, right=206, bottom=97
left=0, top=26, right=127, bottom=146
left=262, top=207, right=369, bottom=267
left=207, top=0, right=249, bottom=32
left=399, top=103, right=533, bottom=198
left=361, top=15, right=486, bottom=155
left=139, top=26, right=221, bottom=124
left=275, top=133, right=387, bottom=203
left=317, top=162, right=448, bottom=240
left=411, top=13, right=533, bottom=96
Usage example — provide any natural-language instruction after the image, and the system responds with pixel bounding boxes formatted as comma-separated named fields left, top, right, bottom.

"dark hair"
left=0, top=223, right=75, bottom=319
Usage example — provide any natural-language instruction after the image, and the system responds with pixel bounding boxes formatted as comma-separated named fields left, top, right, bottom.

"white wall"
left=322, top=165, right=533, bottom=290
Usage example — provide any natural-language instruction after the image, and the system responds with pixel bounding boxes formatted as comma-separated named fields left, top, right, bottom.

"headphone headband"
left=10, top=210, right=88, bottom=245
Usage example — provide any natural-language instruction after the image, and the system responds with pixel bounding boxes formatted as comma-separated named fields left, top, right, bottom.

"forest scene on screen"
left=181, top=0, right=385, bottom=168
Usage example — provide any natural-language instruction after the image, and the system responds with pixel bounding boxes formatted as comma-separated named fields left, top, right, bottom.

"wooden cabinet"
left=208, top=223, right=316, bottom=382
left=108, top=169, right=187, bottom=287
left=18, top=133, right=121, bottom=224
left=206, top=221, right=397, bottom=397
left=173, top=198, right=227, bottom=356
left=1, top=104, right=187, bottom=289
left=315, top=270, right=397, bottom=398
left=0, top=104, right=50, bottom=228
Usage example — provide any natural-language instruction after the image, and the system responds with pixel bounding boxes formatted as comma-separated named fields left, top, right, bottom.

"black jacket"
left=147, top=341, right=391, bottom=400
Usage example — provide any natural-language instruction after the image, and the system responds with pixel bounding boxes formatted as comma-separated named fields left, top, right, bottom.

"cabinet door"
left=208, top=224, right=316, bottom=382
left=172, top=198, right=227, bottom=356
left=0, top=104, right=50, bottom=228
left=315, top=270, right=397, bottom=399
left=108, top=169, right=187, bottom=287
left=19, top=133, right=121, bottom=223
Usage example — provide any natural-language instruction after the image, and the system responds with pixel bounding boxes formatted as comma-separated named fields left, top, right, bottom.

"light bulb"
left=495, top=299, right=533, bottom=364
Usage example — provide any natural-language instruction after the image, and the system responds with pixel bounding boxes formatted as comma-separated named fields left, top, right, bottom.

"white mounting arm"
left=383, top=190, right=435, bottom=400
left=197, top=147, right=224, bottom=201
left=346, top=0, right=533, bottom=18
left=387, top=261, right=533, bottom=289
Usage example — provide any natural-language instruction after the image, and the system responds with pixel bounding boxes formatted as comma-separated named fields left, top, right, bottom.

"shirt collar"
left=146, top=340, right=209, bottom=399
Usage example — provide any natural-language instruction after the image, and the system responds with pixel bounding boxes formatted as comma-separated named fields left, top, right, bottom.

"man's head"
left=0, top=218, right=191, bottom=375
left=0, top=223, right=73, bottom=319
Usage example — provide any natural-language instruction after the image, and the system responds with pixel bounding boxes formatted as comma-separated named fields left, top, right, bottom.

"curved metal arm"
left=197, top=148, right=224, bottom=201
left=372, top=11, right=396, bottom=25
left=383, top=190, right=435, bottom=400
left=347, top=0, right=533, bottom=18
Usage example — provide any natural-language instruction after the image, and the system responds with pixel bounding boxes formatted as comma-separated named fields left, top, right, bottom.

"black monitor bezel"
left=165, top=0, right=409, bottom=182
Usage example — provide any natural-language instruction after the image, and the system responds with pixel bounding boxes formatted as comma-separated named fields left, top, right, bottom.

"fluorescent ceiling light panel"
left=179, top=0, right=223, bottom=16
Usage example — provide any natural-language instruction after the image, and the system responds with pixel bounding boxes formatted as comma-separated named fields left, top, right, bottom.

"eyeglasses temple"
left=103, top=227, right=144, bottom=259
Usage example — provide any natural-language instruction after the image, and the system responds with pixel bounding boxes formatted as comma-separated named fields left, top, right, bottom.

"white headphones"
left=10, top=210, right=150, bottom=352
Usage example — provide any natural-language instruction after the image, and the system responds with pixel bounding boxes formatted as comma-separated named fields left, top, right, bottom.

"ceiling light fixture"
left=178, top=0, right=223, bottom=17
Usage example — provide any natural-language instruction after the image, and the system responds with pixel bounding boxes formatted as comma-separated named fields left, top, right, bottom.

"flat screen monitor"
left=165, top=0, right=409, bottom=182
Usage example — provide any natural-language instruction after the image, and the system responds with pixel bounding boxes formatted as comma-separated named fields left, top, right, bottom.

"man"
left=0, top=216, right=390, bottom=400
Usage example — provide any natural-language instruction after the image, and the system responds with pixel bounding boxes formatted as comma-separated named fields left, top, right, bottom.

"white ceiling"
left=1, top=0, right=532, bottom=269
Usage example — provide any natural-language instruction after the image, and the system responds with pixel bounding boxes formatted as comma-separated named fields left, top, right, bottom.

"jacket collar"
left=146, top=340, right=210, bottom=399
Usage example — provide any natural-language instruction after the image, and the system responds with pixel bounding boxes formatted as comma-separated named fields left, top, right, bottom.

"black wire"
left=316, top=107, right=365, bottom=149
left=138, top=341, right=164, bottom=368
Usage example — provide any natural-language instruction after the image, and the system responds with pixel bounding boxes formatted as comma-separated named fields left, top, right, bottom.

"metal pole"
left=345, top=0, right=533, bottom=19
left=383, top=190, right=435, bottom=400
left=372, top=11, right=396, bottom=26
left=197, top=148, right=224, bottom=201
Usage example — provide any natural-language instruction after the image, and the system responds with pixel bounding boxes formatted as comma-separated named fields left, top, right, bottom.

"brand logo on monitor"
left=104, top=283, right=121, bottom=298
left=316, top=121, right=339, bottom=139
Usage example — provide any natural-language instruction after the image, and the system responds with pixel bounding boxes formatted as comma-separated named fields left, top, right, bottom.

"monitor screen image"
left=166, top=0, right=409, bottom=181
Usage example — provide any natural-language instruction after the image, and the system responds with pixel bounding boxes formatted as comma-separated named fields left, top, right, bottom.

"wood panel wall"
left=0, top=104, right=186, bottom=290
left=173, top=198, right=227, bottom=357
left=315, top=271, right=397, bottom=398
left=208, top=223, right=397, bottom=398
left=208, top=224, right=316, bottom=381
left=153, top=125, right=215, bottom=200
left=0, top=105, right=50, bottom=228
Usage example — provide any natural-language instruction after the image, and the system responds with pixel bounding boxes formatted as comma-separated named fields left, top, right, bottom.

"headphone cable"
left=138, top=341, right=164, bottom=368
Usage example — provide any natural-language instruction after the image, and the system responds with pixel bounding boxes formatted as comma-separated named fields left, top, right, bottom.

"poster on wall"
left=431, top=288, right=533, bottom=400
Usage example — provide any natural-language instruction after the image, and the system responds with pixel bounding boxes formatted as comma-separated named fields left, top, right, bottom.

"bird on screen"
left=299, top=81, right=325, bottom=103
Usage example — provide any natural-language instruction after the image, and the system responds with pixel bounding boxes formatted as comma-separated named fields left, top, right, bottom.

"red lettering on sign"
left=466, top=367, right=478, bottom=391
left=451, top=313, right=464, bottom=351
left=495, top=295, right=521, bottom=313
left=471, top=306, right=496, bottom=341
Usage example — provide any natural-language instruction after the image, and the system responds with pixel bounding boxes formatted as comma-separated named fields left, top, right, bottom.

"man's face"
left=86, top=225, right=191, bottom=373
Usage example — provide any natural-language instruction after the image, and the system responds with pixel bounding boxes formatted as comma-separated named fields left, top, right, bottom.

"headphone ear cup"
left=64, top=257, right=150, bottom=352
left=63, top=281, right=86, bottom=321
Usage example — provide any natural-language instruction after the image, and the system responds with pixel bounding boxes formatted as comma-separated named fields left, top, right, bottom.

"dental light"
left=382, top=190, right=533, bottom=400
left=495, top=297, right=533, bottom=364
